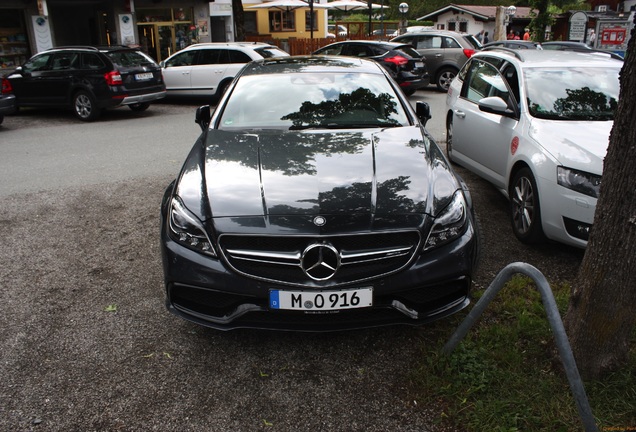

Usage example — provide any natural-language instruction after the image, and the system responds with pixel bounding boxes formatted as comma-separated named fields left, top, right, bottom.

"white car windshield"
left=217, top=72, right=409, bottom=130
left=525, top=66, right=620, bottom=121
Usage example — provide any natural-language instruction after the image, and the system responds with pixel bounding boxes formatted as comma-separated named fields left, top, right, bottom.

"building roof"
left=418, top=4, right=534, bottom=21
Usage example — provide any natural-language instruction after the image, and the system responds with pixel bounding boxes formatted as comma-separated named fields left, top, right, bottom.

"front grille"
left=218, top=231, right=421, bottom=287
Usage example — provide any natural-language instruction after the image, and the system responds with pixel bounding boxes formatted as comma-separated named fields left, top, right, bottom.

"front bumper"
left=161, top=222, right=477, bottom=332
left=0, top=94, right=17, bottom=115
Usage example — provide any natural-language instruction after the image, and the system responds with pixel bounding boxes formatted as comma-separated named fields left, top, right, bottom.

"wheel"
left=445, top=116, right=454, bottom=161
left=72, top=90, right=101, bottom=121
left=0, top=114, right=3, bottom=125
left=215, top=81, right=230, bottom=102
left=509, top=167, right=545, bottom=243
left=129, top=102, right=150, bottom=112
left=436, top=67, right=457, bottom=92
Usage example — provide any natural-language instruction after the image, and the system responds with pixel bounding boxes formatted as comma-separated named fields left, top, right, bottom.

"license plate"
left=135, top=72, right=153, bottom=81
left=270, top=287, right=373, bottom=311
left=414, top=61, right=424, bottom=68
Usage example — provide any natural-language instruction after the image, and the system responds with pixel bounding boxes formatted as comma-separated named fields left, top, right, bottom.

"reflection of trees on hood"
left=205, top=130, right=370, bottom=177
left=264, top=175, right=419, bottom=219
left=281, top=88, right=399, bottom=127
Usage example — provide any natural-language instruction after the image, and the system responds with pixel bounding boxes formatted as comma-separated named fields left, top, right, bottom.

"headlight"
left=557, top=167, right=601, bottom=198
left=168, top=197, right=217, bottom=256
left=424, top=191, right=468, bottom=251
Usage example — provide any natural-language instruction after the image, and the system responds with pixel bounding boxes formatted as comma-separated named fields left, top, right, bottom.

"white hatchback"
left=446, top=49, right=622, bottom=248
left=160, top=42, right=289, bottom=99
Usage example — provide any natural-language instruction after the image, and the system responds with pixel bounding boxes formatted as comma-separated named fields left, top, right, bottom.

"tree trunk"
left=564, top=19, right=636, bottom=380
left=233, top=0, right=245, bottom=41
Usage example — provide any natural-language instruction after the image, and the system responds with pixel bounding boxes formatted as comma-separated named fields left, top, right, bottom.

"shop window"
left=269, top=11, right=295, bottom=32
left=305, top=12, right=318, bottom=31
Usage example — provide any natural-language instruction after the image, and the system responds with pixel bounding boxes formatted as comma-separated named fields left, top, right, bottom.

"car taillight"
left=104, top=70, right=123, bottom=85
left=1, top=78, right=12, bottom=94
left=384, top=55, right=409, bottom=66
left=463, top=48, right=476, bottom=58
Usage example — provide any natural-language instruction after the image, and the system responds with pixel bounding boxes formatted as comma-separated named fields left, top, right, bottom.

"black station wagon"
left=5, top=45, right=166, bottom=121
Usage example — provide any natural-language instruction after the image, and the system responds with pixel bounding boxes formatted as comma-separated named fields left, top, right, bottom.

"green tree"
left=563, top=17, right=636, bottom=379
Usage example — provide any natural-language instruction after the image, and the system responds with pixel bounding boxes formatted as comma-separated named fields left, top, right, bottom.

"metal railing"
left=443, top=262, right=598, bottom=432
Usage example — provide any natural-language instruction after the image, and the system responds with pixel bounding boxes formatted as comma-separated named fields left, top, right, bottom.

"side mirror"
left=195, top=105, right=212, bottom=131
left=416, top=101, right=432, bottom=126
left=478, top=96, right=515, bottom=117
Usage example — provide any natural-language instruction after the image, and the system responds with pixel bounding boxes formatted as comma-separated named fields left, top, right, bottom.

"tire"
left=509, top=167, right=546, bottom=243
left=129, top=102, right=150, bottom=112
left=215, top=81, right=230, bottom=102
left=72, top=90, right=101, bottom=121
left=436, top=67, right=457, bottom=92
left=0, top=114, right=3, bottom=125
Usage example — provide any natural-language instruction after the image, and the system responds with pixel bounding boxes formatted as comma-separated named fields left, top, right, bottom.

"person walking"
left=483, top=31, right=489, bottom=44
left=588, top=29, right=596, bottom=47
left=523, top=29, right=530, bottom=40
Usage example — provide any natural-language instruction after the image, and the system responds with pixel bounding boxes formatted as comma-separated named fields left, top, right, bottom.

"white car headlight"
left=424, top=191, right=468, bottom=251
left=169, top=197, right=217, bottom=256
left=557, top=166, right=601, bottom=198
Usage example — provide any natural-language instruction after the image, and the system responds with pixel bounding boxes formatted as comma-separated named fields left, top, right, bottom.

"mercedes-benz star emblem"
left=301, top=243, right=340, bottom=281
left=313, top=216, right=326, bottom=227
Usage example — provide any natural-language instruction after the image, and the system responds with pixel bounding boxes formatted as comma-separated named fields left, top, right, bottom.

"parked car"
left=446, top=50, right=622, bottom=248
left=391, top=30, right=481, bottom=91
left=160, top=42, right=289, bottom=100
left=0, top=77, right=16, bottom=125
left=160, top=55, right=481, bottom=331
left=541, top=41, right=624, bottom=59
left=482, top=40, right=542, bottom=50
left=372, top=28, right=398, bottom=38
left=4, top=45, right=166, bottom=121
left=312, top=40, right=429, bottom=95
left=327, top=24, right=348, bottom=38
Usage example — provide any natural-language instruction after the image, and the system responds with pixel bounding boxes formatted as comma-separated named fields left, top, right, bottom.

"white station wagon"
left=160, top=42, right=289, bottom=100
left=446, top=49, right=622, bottom=248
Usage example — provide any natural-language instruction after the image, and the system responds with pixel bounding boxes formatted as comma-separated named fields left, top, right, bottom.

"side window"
left=81, top=53, right=105, bottom=70
left=51, top=52, right=78, bottom=70
left=347, top=44, right=372, bottom=57
left=228, top=50, right=252, bottom=63
left=444, top=37, right=461, bottom=49
left=418, top=36, right=442, bottom=49
left=23, top=53, right=53, bottom=72
left=462, top=60, right=510, bottom=104
left=317, top=45, right=343, bottom=55
left=196, top=49, right=220, bottom=65
left=165, top=51, right=195, bottom=67
left=501, top=64, right=521, bottom=105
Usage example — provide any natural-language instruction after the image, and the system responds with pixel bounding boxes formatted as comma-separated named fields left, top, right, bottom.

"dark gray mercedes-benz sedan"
left=160, top=56, right=481, bottom=331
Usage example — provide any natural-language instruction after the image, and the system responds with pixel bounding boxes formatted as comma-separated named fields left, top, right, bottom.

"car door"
left=161, top=50, right=196, bottom=94
left=189, top=48, right=223, bottom=94
left=450, top=59, right=519, bottom=188
left=411, top=34, right=445, bottom=77
left=8, top=52, right=55, bottom=105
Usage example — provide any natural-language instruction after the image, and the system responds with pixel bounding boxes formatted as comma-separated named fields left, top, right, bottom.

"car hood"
left=529, top=119, right=612, bottom=174
left=175, top=127, right=459, bottom=233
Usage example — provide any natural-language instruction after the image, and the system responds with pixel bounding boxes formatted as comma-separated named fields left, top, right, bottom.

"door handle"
left=454, top=109, right=466, bottom=119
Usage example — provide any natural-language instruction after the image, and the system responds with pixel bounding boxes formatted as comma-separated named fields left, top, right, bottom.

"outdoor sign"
left=569, top=11, right=588, bottom=41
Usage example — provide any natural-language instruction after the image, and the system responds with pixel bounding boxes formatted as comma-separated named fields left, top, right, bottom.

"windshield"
left=525, top=66, right=620, bottom=121
left=217, top=72, right=409, bottom=130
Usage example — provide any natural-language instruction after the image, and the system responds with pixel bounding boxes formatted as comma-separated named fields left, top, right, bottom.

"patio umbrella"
left=248, top=0, right=330, bottom=12
left=248, top=0, right=330, bottom=39
left=326, top=0, right=382, bottom=12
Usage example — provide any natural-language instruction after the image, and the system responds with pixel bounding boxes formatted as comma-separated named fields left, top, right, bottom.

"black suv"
left=4, top=46, right=166, bottom=121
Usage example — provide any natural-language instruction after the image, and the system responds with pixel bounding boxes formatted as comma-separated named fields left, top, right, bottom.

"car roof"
left=324, top=40, right=406, bottom=48
left=240, top=55, right=385, bottom=76
left=394, top=30, right=469, bottom=37
left=474, top=48, right=624, bottom=67
left=182, top=42, right=279, bottom=50
left=45, top=45, right=138, bottom=53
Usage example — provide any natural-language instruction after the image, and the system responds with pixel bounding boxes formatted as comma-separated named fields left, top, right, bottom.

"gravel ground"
left=0, top=102, right=584, bottom=432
